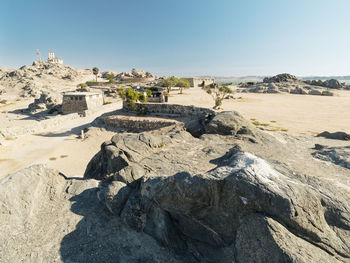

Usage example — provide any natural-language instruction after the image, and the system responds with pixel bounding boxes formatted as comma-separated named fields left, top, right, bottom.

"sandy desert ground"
left=171, top=87, right=350, bottom=135
left=0, top=102, right=120, bottom=178
left=1, top=87, right=349, bottom=179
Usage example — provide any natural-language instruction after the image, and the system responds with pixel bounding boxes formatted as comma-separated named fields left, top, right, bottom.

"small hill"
left=0, top=62, right=95, bottom=99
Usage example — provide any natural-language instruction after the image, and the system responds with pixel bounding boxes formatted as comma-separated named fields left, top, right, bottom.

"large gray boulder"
left=263, top=73, right=299, bottom=83
left=205, top=111, right=256, bottom=137
left=101, top=150, right=350, bottom=262
left=83, top=111, right=350, bottom=262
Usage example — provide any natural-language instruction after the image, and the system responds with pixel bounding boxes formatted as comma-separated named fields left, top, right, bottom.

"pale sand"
left=170, top=87, right=350, bottom=135
left=0, top=102, right=121, bottom=178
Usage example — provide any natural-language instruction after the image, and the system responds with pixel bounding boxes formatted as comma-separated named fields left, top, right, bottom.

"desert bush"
left=176, top=78, right=190, bottom=94
left=116, top=87, right=148, bottom=107
left=145, top=89, right=152, bottom=97
left=161, top=76, right=178, bottom=93
left=202, top=84, right=234, bottom=109
left=77, top=83, right=88, bottom=88
left=92, top=67, right=99, bottom=81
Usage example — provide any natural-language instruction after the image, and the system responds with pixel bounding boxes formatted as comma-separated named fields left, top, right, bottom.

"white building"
left=47, top=52, right=63, bottom=64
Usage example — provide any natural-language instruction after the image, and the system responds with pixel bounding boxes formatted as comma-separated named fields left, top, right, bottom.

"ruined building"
left=47, top=52, right=63, bottom=64
left=185, top=77, right=215, bottom=87
left=62, top=92, right=103, bottom=113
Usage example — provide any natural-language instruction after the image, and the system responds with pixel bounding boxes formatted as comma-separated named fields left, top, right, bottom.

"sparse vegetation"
left=145, top=89, right=152, bottom=97
left=49, top=157, right=57, bottom=161
left=77, top=83, right=88, bottom=89
left=161, top=76, right=178, bottom=93
left=270, top=120, right=277, bottom=123
left=92, top=67, right=99, bottom=82
left=106, top=73, right=115, bottom=83
left=252, top=121, right=270, bottom=127
left=103, top=101, right=112, bottom=105
left=116, top=87, right=148, bottom=107
left=176, top=78, right=190, bottom=94
left=60, top=155, right=68, bottom=158
left=202, top=84, right=234, bottom=109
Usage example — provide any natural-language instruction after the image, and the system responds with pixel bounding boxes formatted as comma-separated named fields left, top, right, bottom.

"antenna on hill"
left=36, top=49, right=42, bottom=62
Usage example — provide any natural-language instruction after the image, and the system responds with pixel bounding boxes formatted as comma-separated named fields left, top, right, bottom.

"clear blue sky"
left=1, top=0, right=350, bottom=76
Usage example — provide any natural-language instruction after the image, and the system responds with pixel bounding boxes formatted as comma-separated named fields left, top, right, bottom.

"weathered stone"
left=263, top=73, right=299, bottom=83
left=205, top=111, right=255, bottom=136
left=102, top=181, right=132, bottom=215
left=309, top=89, right=322, bottom=95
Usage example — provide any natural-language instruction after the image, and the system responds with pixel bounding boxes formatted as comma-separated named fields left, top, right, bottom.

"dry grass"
left=49, top=157, right=57, bottom=161
left=252, top=120, right=270, bottom=127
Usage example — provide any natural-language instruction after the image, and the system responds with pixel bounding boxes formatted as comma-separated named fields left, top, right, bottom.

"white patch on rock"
left=213, top=152, right=283, bottom=192
left=240, top=196, right=248, bottom=205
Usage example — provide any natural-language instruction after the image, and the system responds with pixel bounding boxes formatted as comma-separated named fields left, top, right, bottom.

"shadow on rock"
left=60, top=185, right=186, bottom=263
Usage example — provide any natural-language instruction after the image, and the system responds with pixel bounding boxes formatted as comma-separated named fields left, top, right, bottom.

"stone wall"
left=185, top=78, right=215, bottom=87
left=103, top=116, right=179, bottom=131
left=123, top=101, right=215, bottom=117
left=62, top=94, right=103, bottom=113
left=86, top=82, right=117, bottom=87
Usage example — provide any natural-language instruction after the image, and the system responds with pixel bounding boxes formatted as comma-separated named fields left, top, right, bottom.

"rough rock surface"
left=305, top=79, right=346, bottom=90
left=27, top=91, right=62, bottom=112
left=83, top=111, right=350, bottom=262
left=312, top=144, right=350, bottom=169
left=239, top=73, right=342, bottom=96
left=263, top=73, right=299, bottom=83
left=0, top=62, right=94, bottom=99
left=1, top=110, right=350, bottom=262
left=0, top=165, right=184, bottom=262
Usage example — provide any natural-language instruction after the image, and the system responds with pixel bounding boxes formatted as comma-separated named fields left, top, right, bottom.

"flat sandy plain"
left=171, top=87, right=350, bottom=135
left=1, top=87, right=349, bottom=178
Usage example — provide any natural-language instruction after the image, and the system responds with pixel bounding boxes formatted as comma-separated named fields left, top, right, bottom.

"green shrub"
left=116, top=87, right=148, bottom=107
left=202, top=84, right=234, bottom=109
left=77, top=83, right=88, bottom=88
left=145, top=89, right=152, bottom=97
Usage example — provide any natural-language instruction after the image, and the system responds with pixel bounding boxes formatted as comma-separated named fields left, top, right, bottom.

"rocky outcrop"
left=27, top=91, right=62, bottom=113
left=0, top=62, right=94, bottom=98
left=313, top=144, right=350, bottom=169
left=0, top=165, right=182, bottom=262
left=305, top=79, right=346, bottom=90
left=84, top=111, right=350, bottom=262
left=115, top=69, right=157, bottom=81
left=263, top=73, right=299, bottom=83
